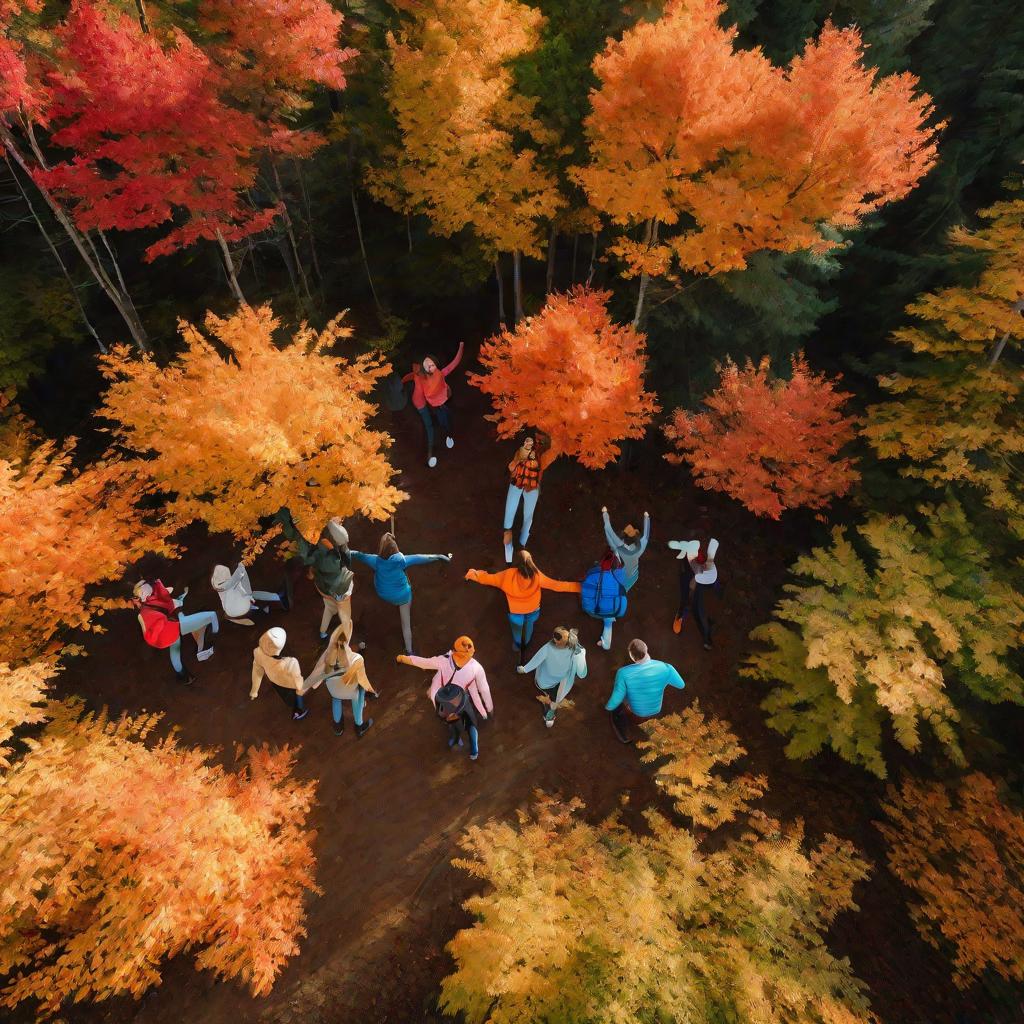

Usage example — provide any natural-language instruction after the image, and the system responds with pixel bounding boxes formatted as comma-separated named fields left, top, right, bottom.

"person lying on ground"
left=210, top=562, right=291, bottom=625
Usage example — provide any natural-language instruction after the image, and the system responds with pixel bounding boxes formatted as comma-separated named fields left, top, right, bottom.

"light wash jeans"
left=168, top=609, right=219, bottom=673
left=332, top=689, right=365, bottom=727
left=509, top=609, right=540, bottom=649
left=504, top=484, right=540, bottom=545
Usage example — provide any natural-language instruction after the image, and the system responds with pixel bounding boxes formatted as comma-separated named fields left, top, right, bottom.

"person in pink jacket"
left=401, top=342, right=464, bottom=468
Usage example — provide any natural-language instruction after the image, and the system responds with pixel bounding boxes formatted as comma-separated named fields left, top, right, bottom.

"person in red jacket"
left=402, top=342, right=464, bottom=468
left=132, top=579, right=219, bottom=684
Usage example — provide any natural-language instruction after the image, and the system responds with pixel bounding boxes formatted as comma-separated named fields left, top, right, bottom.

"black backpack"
left=435, top=682, right=468, bottom=721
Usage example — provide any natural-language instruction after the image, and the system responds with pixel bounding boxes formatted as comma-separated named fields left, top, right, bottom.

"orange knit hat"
left=452, top=635, right=475, bottom=666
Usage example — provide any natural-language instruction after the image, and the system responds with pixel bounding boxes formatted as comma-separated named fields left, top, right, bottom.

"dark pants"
left=610, top=703, right=648, bottom=740
left=418, top=403, right=451, bottom=454
left=273, top=684, right=305, bottom=713
left=446, top=706, right=479, bottom=756
left=678, top=565, right=713, bottom=645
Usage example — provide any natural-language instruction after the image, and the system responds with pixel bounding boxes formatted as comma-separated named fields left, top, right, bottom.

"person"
left=250, top=626, right=309, bottom=720
left=402, top=342, right=465, bottom=468
left=465, top=550, right=581, bottom=659
left=350, top=532, right=451, bottom=655
left=517, top=626, right=587, bottom=727
left=605, top=638, right=685, bottom=743
left=132, top=579, right=219, bottom=684
left=304, top=620, right=377, bottom=737
left=502, top=432, right=556, bottom=562
left=601, top=507, right=650, bottom=590
left=397, top=636, right=491, bottom=760
left=580, top=551, right=629, bottom=650
left=210, top=563, right=291, bottom=624
left=274, top=508, right=355, bottom=642
left=668, top=537, right=719, bottom=649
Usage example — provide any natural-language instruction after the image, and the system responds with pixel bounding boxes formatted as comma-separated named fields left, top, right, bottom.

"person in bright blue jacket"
left=605, top=638, right=685, bottom=743
left=349, top=532, right=451, bottom=654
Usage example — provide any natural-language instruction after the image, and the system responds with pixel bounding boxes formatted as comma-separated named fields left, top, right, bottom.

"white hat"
left=260, top=626, right=287, bottom=655
left=326, top=519, right=349, bottom=547
left=210, top=564, right=231, bottom=589
left=667, top=540, right=701, bottom=560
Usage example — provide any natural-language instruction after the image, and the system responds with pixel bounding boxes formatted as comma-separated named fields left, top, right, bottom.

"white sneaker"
left=197, top=647, right=215, bottom=662
left=428, top=455, right=437, bottom=468
left=445, top=436, right=454, bottom=449
left=503, top=542, right=513, bottom=563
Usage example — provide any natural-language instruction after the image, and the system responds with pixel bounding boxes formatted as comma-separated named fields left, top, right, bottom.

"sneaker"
left=333, top=720, right=345, bottom=735
left=366, top=689, right=380, bottom=701
left=445, top=436, right=455, bottom=449
left=197, top=647, right=215, bottom=662
left=293, top=707, right=310, bottom=721
left=609, top=711, right=631, bottom=744
left=703, top=641, right=712, bottom=651
left=448, top=735, right=464, bottom=750
left=318, top=631, right=329, bottom=643
left=503, top=542, right=513, bottom=563
left=469, top=751, right=479, bottom=761
left=544, top=708, right=556, bottom=728
left=428, top=455, right=437, bottom=468
left=672, top=616, right=683, bottom=634
left=355, top=640, right=367, bottom=651
left=597, top=635, right=610, bottom=650
left=175, top=670, right=195, bottom=686
left=355, top=718, right=374, bottom=738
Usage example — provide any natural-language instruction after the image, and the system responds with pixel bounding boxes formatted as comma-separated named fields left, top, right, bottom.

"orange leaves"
left=98, top=304, right=407, bottom=556
left=578, top=0, right=940, bottom=280
left=470, top=287, right=658, bottom=468
left=0, top=709, right=318, bottom=1013
left=878, top=773, right=1024, bottom=987
left=664, top=354, right=858, bottom=518
left=0, top=661, right=54, bottom=769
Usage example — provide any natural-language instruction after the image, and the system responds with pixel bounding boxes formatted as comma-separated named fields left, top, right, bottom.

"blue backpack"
left=581, top=564, right=627, bottom=619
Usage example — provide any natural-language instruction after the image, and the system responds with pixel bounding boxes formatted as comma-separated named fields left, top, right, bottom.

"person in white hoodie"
left=250, top=626, right=308, bottom=720
left=516, top=626, right=587, bottom=727
left=210, top=563, right=291, bottom=624
left=667, top=538, right=720, bottom=650
left=303, top=620, right=377, bottom=737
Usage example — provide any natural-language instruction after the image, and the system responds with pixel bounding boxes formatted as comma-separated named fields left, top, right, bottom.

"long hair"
left=419, top=354, right=440, bottom=375
left=516, top=549, right=539, bottom=580
left=378, top=532, right=400, bottom=558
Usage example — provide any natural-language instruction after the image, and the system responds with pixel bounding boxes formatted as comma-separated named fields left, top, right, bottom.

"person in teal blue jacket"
left=349, top=531, right=451, bottom=654
left=605, top=638, right=685, bottom=743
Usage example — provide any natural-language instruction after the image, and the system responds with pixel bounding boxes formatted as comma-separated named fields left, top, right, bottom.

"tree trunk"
left=495, top=257, right=507, bottom=327
left=292, top=160, right=324, bottom=287
left=988, top=298, right=1024, bottom=365
left=350, top=187, right=381, bottom=310
left=271, top=161, right=313, bottom=304
left=215, top=228, right=248, bottom=306
left=570, top=233, right=579, bottom=283
left=632, top=218, right=658, bottom=329
left=545, top=226, right=557, bottom=294
left=406, top=214, right=413, bottom=254
left=1, top=123, right=149, bottom=350
left=512, top=249, right=524, bottom=322
left=587, top=231, right=598, bottom=286
left=134, top=0, right=150, bottom=32
left=4, top=152, right=105, bottom=352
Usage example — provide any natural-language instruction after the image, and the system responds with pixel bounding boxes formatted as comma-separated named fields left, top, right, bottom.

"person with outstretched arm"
left=250, top=626, right=309, bottom=721
left=601, top=507, right=650, bottom=590
left=402, top=342, right=465, bottom=468
left=517, top=626, right=587, bottom=727
left=605, top=639, right=685, bottom=744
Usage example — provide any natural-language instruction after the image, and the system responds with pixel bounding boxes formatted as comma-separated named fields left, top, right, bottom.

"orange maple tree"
left=0, top=701, right=318, bottom=1015
left=878, top=772, right=1024, bottom=988
left=664, top=354, right=858, bottom=518
left=98, top=304, right=406, bottom=555
left=469, top=287, right=658, bottom=467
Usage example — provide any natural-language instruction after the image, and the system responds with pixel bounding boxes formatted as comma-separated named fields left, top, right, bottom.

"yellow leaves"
left=0, top=661, right=54, bottom=769
left=98, top=304, right=406, bottom=557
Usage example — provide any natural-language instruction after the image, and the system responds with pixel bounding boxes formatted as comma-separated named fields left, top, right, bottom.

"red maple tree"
left=664, top=354, right=858, bottom=518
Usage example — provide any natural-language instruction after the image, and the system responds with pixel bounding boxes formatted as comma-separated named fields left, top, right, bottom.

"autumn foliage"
left=878, top=773, right=1024, bottom=988
left=578, top=0, right=939, bottom=280
left=0, top=702, right=317, bottom=1015
left=745, top=503, right=1024, bottom=777
left=98, top=304, right=406, bottom=555
left=664, top=354, right=858, bottom=518
left=470, top=287, right=658, bottom=467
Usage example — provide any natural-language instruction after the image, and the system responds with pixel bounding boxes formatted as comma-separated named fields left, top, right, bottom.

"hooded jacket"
left=136, top=580, right=180, bottom=649
left=211, top=564, right=257, bottom=619
left=251, top=627, right=304, bottom=699
left=406, top=652, right=492, bottom=718
left=466, top=567, right=580, bottom=615
left=303, top=621, right=375, bottom=699
left=401, top=343, right=464, bottom=409
left=275, top=508, right=354, bottom=597
left=350, top=550, right=449, bottom=606
left=521, top=641, right=588, bottom=698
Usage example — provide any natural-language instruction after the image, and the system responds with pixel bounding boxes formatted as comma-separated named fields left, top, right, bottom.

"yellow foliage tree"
left=877, top=772, right=1024, bottom=988
left=440, top=793, right=872, bottom=1024
left=638, top=700, right=767, bottom=829
left=0, top=660, right=52, bottom=769
left=0, top=701, right=318, bottom=1016
left=745, top=502, right=1024, bottom=777
left=864, top=185, right=1024, bottom=538
left=98, top=304, right=406, bottom=555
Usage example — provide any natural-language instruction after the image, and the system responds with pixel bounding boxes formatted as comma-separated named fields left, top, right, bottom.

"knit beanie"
left=452, top=635, right=475, bottom=666
left=260, top=627, right=287, bottom=656
left=327, top=519, right=349, bottom=548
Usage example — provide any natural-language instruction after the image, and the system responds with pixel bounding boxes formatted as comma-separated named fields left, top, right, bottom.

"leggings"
left=448, top=709, right=479, bottom=756
left=418, top=404, right=451, bottom=453
left=272, top=684, right=305, bottom=713
left=332, top=689, right=365, bottom=727
left=678, top=566, right=712, bottom=645
left=399, top=600, right=413, bottom=654
left=504, top=484, right=540, bottom=545
left=508, top=609, right=540, bottom=649
left=168, top=609, right=219, bottom=673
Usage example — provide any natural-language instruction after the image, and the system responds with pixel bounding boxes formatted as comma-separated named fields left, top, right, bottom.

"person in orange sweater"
left=401, top=342, right=464, bottom=468
left=465, top=550, right=581, bottom=657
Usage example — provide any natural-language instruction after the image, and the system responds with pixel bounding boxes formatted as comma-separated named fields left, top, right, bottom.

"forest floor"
left=53, top=382, right=1011, bottom=1024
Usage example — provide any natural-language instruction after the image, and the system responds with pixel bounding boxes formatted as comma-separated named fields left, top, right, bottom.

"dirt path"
left=52, top=385, right=1000, bottom=1024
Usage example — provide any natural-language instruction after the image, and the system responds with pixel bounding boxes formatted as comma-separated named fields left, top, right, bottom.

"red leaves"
left=664, top=354, right=858, bottom=518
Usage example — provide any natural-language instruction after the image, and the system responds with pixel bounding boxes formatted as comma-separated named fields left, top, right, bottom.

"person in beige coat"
left=250, top=627, right=308, bottom=720
left=303, top=620, right=377, bottom=737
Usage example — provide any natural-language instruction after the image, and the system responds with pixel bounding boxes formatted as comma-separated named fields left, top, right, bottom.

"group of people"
left=129, top=344, right=722, bottom=756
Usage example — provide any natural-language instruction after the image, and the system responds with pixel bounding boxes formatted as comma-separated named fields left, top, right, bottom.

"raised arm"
left=349, top=550, right=378, bottom=570
left=404, top=553, right=451, bottom=568
left=275, top=507, right=314, bottom=560
left=465, top=568, right=505, bottom=589
left=398, top=654, right=444, bottom=672
left=602, top=508, right=622, bottom=550
left=638, top=512, right=651, bottom=554
left=520, top=645, right=548, bottom=675
left=440, top=342, right=465, bottom=377
left=538, top=572, right=582, bottom=595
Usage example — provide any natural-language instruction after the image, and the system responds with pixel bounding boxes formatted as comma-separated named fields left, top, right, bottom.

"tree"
left=469, top=287, right=658, bottom=467
left=0, top=419, right=172, bottom=665
left=98, top=304, right=406, bottom=555
left=0, top=660, right=52, bottom=770
left=0, top=700, right=317, bottom=1016
left=638, top=700, right=767, bottom=830
left=877, top=772, right=1024, bottom=988
left=664, top=353, right=858, bottom=519
left=577, top=0, right=939, bottom=323
left=744, top=503, right=1024, bottom=777
left=864, top=185, right=1024, bottom=539
left=440, top=794, right=872, bottom=1023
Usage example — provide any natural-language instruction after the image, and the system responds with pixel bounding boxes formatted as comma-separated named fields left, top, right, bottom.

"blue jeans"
left=418, top=403, right=451, bottom=453
left=509, top=609, right=540, bottom=649
left=332, top=689, right=365, bottom=727
left=168, top=609, right=219, bottom=673
left=504, top=484, right=540, bottom=545
left=448, top=711, right=479, bottom=756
